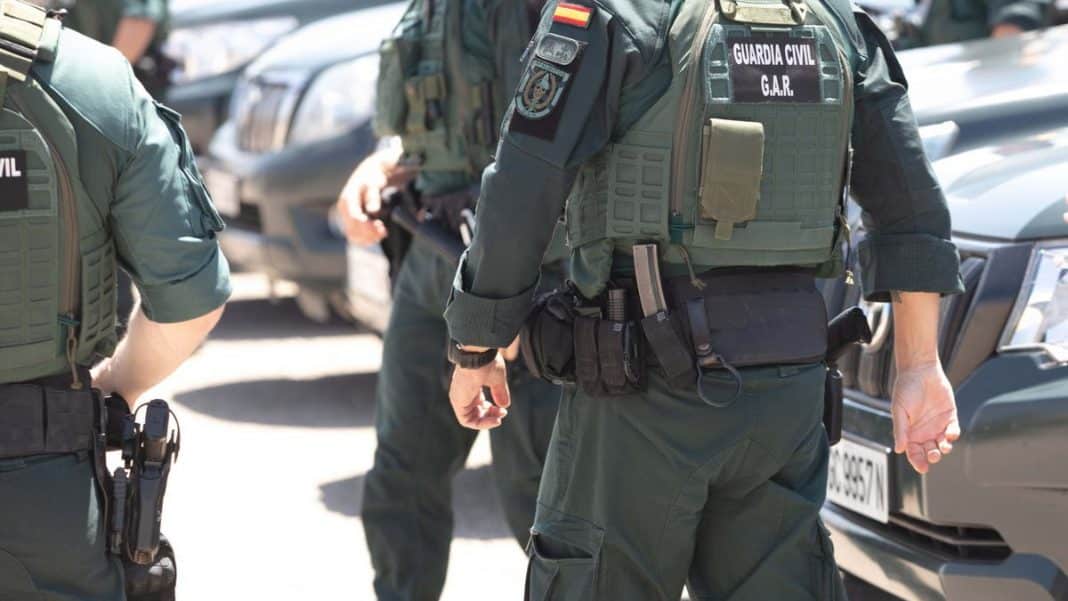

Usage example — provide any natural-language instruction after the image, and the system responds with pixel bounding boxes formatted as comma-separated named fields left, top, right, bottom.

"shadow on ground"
left=209, top=297, right=370, bottom=342
left=174, top=373, right=378, bottom=428
left=319, top=464, right=514, bottom=541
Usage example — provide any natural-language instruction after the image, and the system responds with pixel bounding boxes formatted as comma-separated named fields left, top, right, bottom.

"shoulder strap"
left=0, top=0, right=57, bottom=103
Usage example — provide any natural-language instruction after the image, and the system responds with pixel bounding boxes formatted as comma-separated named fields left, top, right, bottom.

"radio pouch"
left=700, top=118, right=764, bottom=241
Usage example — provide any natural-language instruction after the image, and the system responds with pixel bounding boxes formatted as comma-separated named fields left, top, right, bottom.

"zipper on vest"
left=11, top=94, right=83, bottom=389
left=670, top=2, right=721, bottom=221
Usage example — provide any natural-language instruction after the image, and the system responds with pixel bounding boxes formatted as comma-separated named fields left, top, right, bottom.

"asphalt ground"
left=141, top=273, right=897, bottom=600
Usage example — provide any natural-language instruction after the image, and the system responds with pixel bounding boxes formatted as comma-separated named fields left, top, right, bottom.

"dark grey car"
left=821, top=27, right=1068, bottom=601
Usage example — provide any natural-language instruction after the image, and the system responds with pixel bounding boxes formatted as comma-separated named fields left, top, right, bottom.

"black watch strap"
left=448, top=341, right=497, bottom=369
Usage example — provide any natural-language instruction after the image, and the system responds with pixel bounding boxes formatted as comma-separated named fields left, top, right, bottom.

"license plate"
left=204, top=168, right=241, bottom=218
left=827, top=438, right=890, bottom=523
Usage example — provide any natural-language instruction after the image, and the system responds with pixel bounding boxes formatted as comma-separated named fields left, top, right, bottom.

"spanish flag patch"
left=553, top=2, right=594, bottom=29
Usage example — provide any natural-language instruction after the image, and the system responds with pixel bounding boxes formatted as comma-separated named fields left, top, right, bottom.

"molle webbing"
left=0, top=383, right=98, bottom=459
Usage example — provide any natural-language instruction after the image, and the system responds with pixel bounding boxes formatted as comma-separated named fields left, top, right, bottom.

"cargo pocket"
left=699, top=118, right=764, bottom=241
left=0, top=548, right=40, bottom=596
left=811, top=521, right=845, bottom=601
left=525, top=529, right=600, bottom=601
left=154, top=102, right=225, bottom=236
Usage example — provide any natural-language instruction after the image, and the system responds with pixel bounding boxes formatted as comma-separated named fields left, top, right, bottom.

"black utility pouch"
left=520, top=289, right=580, bottom=384
left=640, top=311, right=696, bottom=389
left=824, top=368, right=844, bottom=445
left=573, top=316, right=645, bottom=398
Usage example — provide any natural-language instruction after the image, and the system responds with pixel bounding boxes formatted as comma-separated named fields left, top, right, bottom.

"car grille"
left=886, top=514, right=1012, bottom=561
left=234, top=76, right=301, bottom=154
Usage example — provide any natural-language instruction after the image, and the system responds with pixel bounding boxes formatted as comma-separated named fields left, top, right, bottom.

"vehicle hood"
left=246, top=3, right=406, bottom=75
left=899, top=25, right=1068, bottom=127
left=936, top=127, right=1068, bottom=242
left=172, top=0, right=377, bottom=29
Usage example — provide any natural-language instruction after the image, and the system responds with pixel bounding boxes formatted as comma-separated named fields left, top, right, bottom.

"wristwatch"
left=447, top=341, right=498, bottom=369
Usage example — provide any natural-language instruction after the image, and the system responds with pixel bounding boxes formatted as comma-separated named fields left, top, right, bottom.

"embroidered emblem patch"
left=535, top=33, right=582, bottom=66
left=552, top=2, right=594, bottom=28
left=516, top=59, right=571, bottom=120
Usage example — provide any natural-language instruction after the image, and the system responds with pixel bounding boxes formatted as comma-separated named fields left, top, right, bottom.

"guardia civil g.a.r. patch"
left=509, top=33, right=586, bottom=141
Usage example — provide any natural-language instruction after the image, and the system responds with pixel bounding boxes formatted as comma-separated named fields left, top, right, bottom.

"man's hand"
left=891, top=362, right=961, bottom=474
left=449, top=354, right=512, bottom=430
left=335, top=146, right=414, bottom=246
left=890, top=290, right=961, bottom=474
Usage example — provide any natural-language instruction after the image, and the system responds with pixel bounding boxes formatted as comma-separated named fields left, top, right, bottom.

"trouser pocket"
left=0, top=548, right=41, bottom=597
left=526, top=532, right=598, bottom=601
left=811, top=522, right=846, bottom=601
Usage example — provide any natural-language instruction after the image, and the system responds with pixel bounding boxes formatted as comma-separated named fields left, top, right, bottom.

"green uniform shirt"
left=37, top=27, right=229, bottom=323
left=918, top=0, right=1053, bottom=47
left=60, top=0, right=169, bottom=47
left=445, top=0, right=964, bottom=348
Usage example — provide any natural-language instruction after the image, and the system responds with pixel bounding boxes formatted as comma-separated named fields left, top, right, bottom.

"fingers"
left=923, top=440, right=942, bottom=465
left=486, top=357, right=512, bottom=408
left=891, top=401, right=909, bottom=455
left=906, top=442, right=929, bottom=474
left=448, top=363, right=510, bottom=431
left=363, top=180, right=383, bottom=216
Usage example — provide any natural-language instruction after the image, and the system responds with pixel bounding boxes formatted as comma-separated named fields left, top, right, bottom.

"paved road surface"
left=140, top=273, right=897, bottom=600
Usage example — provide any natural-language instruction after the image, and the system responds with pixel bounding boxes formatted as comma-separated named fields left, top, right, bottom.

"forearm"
left=892, top=291, right=941, bottom=370
left=92, top=304, right=225, bottom=405
left=112, top=17, right=157, bottom=63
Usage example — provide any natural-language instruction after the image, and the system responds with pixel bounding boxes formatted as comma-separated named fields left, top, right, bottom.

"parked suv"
left=165, top=0, right=367, bottom=152
left=204, top=3, right=405, bottom=322
left=821, top=28, right=1068, bottom=601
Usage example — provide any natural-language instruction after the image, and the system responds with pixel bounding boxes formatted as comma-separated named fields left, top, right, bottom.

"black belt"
left=0, top=369, right=99, bottom=459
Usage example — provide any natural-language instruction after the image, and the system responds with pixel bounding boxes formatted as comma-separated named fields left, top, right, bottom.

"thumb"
left=488, top=362, right=512, bottom=409
left=892, top=401, right=910, bottom=455
left=364, top=183, right=383, bottom=216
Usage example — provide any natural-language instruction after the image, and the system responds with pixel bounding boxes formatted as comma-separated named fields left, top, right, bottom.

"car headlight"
left=288, top=55, right=379, bottom=148
left=1000, top=244, right=1068, bottom=364
left=165, top=17, right=299, bottom=84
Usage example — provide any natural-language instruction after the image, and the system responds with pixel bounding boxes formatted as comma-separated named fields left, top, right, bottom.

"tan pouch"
left=699, top=118, right=765, bottom=240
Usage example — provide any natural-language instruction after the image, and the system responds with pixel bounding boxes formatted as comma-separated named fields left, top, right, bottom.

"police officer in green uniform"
left=901, top=0, right=1053, bottom=47
left=0, top=2, right=229, bottom=599
left=334, top=1, right=562, bottom=599
left=445, top=0, right=965, bottom=598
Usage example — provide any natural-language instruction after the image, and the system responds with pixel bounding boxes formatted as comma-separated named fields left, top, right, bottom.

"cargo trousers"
left=526, top=362, right=848, bottom=601
left=0, top=452, right=126, bottom=601
left=362, top=240, right=561, bottom=601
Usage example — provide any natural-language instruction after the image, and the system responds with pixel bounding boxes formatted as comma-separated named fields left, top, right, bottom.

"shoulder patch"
left=552, top=2, right=594, bottom=29
left=516, top=59, right=571, bottom=120
left=535, top=33, right=584, bottom=66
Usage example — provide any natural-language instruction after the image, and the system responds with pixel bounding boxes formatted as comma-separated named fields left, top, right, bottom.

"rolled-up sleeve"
left=445, top=2, right=639, bottom=346
left=112, top=82, right=231, bottom=323
left=849, top=11, right=964, bottom=302
left=987, top=0, right=1052, bottom=31
left=122, top=0, right=167, bottom=22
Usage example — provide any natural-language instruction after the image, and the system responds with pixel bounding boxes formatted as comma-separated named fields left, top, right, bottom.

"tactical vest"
left=374, top=0, right=514, bottom=180
left=0, top=1, right=117, bottom=386
left=567, top=0, right=858, bottom=298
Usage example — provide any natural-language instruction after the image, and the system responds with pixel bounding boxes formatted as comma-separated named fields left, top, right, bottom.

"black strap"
left=686, top=298, right=714, bottom=361
left=640, top=312, right=694, bottom=383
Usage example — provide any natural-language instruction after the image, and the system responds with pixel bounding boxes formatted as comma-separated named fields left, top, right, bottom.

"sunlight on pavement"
left=146, top=273, right=528, bottom=600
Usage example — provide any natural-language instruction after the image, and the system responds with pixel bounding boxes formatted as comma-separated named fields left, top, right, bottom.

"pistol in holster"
left=823, top=307, right=873, bottom=446
left=375, top=183, right=471, bottom=281
left=102, top=396, right=181, bottom=600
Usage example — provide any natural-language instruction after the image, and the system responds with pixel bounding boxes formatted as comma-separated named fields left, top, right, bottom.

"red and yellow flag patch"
left=553, top=2, right=593, bottom=29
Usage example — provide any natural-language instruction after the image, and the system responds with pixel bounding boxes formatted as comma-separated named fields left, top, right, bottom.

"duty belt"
left=0, top=369, right=99, bottom=459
